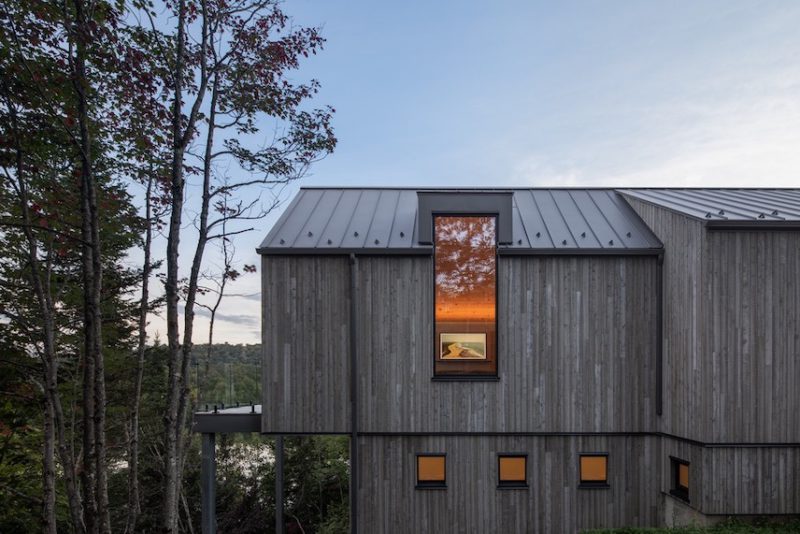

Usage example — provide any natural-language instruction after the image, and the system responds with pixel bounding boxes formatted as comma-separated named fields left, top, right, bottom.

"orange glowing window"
left=417, top=454, right=446, bottom=488
left=579, top=454, right=608, bottom=487
left=671, top=457, right=690, bottom=501
left=434, top=216, right=497, bottom=376
left=498, top=455, right=527, bottom=487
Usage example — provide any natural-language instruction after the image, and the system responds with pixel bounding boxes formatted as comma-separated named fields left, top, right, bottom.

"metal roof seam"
left=720, top=189, right=800, bottom=218
left=511, top=195, right=532, bottom=247
left=290, top=189, right=326, bottom=247
left=611, top=191, right=664, bottom=248
left=567, top=189, right=604, bottom=247
left=320, top=189, right=347, bottom=248
left=670, top=189, right=781, bottom=220
left=527, top=190, right=556, bottom=247
left=385, top=189, right=403, bottom=248
left=619, top=190, right=719, bottom=221
left=593, top=190, right=627, bottom=248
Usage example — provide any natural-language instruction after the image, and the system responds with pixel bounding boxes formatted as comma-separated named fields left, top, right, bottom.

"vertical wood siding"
left=705, top=231, right=800, bottom=443
left=358, top=435, right=661, bottom=533
left=623, top=196, right=707, bottom=441
left=625, top=196, right=800, bottom=443
left=261, top=256, right=351, bottom=432
left=660, top=436, right=800, bottom=515
left=357, top=255, right=659, bottom=433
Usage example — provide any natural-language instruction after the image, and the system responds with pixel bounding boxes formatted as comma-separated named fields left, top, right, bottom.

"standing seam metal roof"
left=258, top=188, right=664, bottom=254
left=620, top=189, right=800, bottom=226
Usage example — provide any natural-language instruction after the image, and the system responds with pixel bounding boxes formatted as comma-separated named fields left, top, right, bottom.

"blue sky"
left=146, top=1, right=800, bottom=344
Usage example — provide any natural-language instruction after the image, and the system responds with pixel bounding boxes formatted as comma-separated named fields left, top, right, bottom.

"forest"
left=0, top=0, right=341, bottom=530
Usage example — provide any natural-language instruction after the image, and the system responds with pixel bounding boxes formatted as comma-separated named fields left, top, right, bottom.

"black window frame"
left=578, top=452, right=610, bottom=489
left=670, top=456, right=690, bottom=502
left=415, top=453, right=447, bottom=490
left=497, top=453, right=528, bottom=489
left=431, top=213, right=500, bottom=380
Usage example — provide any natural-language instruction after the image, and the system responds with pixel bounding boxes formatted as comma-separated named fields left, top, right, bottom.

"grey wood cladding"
left=624, top=195, right=800, bottom=443
left=357, top=255, right=659, bottom=433
left=660, top=436, right=800, bottom=515
left=261, top=255, right=351, bottom=433
left=358, top=435, right=661, bottom=534
left=262, top=254, right=660, bottom=434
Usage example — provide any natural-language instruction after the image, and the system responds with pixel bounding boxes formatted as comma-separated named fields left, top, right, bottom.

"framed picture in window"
left=440, top=333, right=486, bottom=360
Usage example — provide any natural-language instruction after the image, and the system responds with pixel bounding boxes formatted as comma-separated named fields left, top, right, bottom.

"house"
left=196, top=188, right=800, bottom=533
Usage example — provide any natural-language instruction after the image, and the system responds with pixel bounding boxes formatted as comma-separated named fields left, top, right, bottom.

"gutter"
left=656, top=251, right=664, bottom=417
left=349, top=253, right=359, bottom=534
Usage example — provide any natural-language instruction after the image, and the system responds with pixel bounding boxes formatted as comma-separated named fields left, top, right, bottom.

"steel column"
left=201, top=433, right=216, bottom=534
left=275, top=435, right=284, bottom=533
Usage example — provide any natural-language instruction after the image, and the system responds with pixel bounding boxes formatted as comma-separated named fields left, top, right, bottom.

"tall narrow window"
left=434, top=216, right=497, bottom=376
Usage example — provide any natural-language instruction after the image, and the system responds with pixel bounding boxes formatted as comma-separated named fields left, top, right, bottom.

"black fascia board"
left=193, top=413, right=261, bottom=433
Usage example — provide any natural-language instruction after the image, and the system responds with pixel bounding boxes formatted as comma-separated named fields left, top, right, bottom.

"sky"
left=145, top=0, right=800, bottom=345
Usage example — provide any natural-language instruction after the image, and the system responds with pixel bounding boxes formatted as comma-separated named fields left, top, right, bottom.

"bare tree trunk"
left=71, top=0, right=108, bottom=529
left=162, top=0, right=189, bottom=526
left=126, top=172, right=153, bottom=534
left=42, top=383, right=57, bottom=534
left=163, top=0, right=211, bottom=528
left=176, top=69, right=218, bottom=484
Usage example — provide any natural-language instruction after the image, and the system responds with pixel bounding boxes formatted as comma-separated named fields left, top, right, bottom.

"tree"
left=140, top=0, right=336, bottom=529
left=1, top=0, right=163, bottom=530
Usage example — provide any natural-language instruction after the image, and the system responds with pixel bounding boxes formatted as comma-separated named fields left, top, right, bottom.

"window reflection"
left=434, top=216, right=497, bottom=375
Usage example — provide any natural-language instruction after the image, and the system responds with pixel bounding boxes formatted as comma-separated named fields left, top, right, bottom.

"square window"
left=416, top=454, right=446, bottom=488
left=670, top=457, right=690, bottom=502
left=498, top=454, right=527, bottom=488
left=579, top=454, right=609, bottom=488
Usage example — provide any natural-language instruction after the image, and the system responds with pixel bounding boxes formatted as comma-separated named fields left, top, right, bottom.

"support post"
left=349, top=253, right=359, bottom=534
left=275, top=435, right=284, bottom=534
left=201, top=433, right=216, bottom=534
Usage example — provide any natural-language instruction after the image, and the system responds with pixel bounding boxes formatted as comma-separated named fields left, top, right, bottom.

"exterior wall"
left=261, top=256, right=351, bottom=433
left=357, top=255, right=660, bottom=433
left=357, top=435, right=661, bottom=534
left=626, top=195, right=800, bottom=444
left=623, top=196, right=707, bottom=441
left=704, top=231, right=800, bottom=443
left=660, top=436, right=800, bottom=516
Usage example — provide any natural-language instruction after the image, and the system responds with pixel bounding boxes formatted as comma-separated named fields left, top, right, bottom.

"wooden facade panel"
left=357, top=256, right=659, bottom=433
left=261, top=256, right=351, bottom=433
left=625, top=195, right=800, bottom=443
left=705, top=231, right=800, bottom=443
left=358, top=435, right=661, bottom=533
left=624, top=196, right=707, bottom=441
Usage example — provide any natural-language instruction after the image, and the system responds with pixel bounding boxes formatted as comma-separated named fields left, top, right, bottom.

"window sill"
left=578, top=482, right=610, bottom=490
left=497, top=484, right=529, bottom=490
left=431, top=375, right=500, bottom=382
left=669, top=489, right=690, bottom=503
left=415, top=484, right=447, bottom=491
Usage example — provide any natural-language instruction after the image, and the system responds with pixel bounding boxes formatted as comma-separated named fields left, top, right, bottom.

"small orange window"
left=579, top=454, right=609, bottom=487
left=498, top=455, right=527, bottom=487
left=671, top=457, right=690, bottom=502
left=417, top=454, right=446, bottom=488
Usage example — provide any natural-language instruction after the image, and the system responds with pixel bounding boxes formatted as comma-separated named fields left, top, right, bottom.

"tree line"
left=0, top=0, right=337, bottom=531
